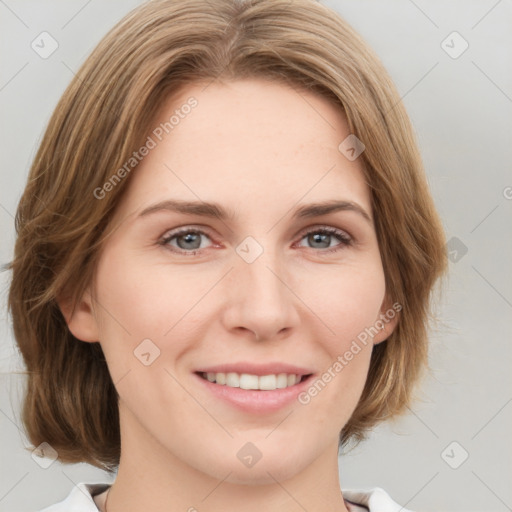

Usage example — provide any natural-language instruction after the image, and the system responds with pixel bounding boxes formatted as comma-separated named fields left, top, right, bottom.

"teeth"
left=277, top=373, right=288, bottom=388
left=201, top=372, right=303, bottom=390
left=226, top=372, right=240, bottom=387
left=260, top=374, right=276, bottom=390
left=240, top=373, right=259, bottom=389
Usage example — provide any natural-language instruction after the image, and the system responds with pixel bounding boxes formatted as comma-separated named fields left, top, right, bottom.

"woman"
left=7, top=0, right=447, bottom=510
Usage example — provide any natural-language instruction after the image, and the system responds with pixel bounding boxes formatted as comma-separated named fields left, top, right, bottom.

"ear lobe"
left=372, top=298, right=400, bottom=346
left=56, top=288, right=99, bottom=343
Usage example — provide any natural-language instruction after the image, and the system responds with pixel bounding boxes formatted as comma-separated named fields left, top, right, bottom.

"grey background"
left=1, top=1, right=511, bottom=511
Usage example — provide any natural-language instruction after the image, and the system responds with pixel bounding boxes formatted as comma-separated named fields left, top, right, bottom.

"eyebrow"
left=137, top=199, right=372, bottom=224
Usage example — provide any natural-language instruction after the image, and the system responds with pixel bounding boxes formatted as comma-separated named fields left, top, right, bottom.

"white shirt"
left=36, top=482, right=412, bottom=511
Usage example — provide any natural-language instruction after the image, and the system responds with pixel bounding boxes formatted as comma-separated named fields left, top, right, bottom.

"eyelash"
left=159, top=226, right=353, bottom=256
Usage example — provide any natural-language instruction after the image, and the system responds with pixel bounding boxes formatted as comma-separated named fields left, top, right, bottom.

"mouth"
left=192, top=364, right=315, bottom=413
left=195, top=371, right=313, bottom=391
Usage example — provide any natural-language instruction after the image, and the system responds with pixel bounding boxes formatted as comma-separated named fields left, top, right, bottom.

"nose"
left=220, top=247, right=301, bottom=342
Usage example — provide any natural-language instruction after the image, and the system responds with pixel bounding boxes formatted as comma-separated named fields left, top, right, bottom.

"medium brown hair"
left=6, top=0, right=447, bottom=473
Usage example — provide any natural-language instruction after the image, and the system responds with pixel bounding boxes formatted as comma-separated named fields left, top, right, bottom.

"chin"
left=199, top=441, right=310, bottom=486
left=223, top=460, right=305, bottom=486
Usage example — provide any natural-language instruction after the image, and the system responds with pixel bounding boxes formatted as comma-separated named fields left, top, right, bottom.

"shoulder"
left=343, top=487, right=413, bottom=512
left=37, top=482, right=111, bottom=512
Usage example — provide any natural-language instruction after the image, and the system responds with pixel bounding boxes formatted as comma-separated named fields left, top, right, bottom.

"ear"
left=56, top=287, right=99, bottom=343
left=372, top=295, right=400, bottom=346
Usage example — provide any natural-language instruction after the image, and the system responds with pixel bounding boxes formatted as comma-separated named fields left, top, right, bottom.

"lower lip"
left=193, top=373, right=314, bottom=413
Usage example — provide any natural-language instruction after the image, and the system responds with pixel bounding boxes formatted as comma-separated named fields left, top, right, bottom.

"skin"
left=59, top=78, right=398, bottom=512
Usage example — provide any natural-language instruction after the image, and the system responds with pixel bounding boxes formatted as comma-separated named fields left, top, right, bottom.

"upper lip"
left=195, top=362, right=314, bottom=376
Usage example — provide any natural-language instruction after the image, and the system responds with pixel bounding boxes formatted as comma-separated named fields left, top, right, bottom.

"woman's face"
left=67, top=78, right=397, bottom=484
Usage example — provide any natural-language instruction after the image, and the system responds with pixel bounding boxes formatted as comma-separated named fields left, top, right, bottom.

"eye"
left=160, top=228, right=213, bottom=255
left=295, top=226, right=353, bottom=254
left=159, top=225, right=353, bottom=256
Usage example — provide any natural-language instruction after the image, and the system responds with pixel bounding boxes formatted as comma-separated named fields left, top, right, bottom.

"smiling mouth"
left=196, top=371, right=312, bottom=391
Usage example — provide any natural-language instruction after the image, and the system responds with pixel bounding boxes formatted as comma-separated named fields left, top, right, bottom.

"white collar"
left=37, top=482, right=412, bottom=512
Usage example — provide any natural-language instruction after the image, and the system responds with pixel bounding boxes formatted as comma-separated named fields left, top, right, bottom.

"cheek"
left=92, top=250, right=212, bottom=377
left=299, top=260, right=386, bottom=351
left=94, top=251, right=204, bottom=336
left=294, top=265, right=384, bottom=425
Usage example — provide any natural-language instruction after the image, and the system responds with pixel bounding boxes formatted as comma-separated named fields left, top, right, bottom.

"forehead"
left=113, top=78, right=371, bottom=223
